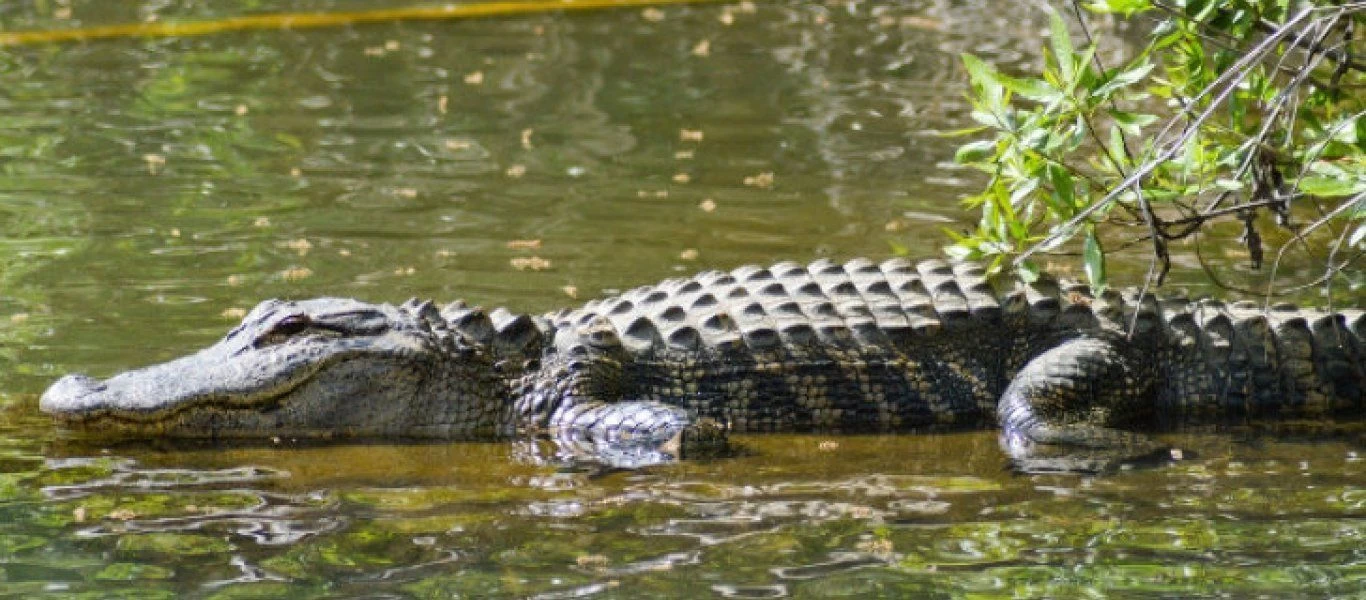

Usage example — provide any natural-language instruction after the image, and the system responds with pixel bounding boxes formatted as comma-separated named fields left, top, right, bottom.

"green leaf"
left=938, top=125, right=990, bottom=137
left=1048, top=164, right=1076, bottom=213
left=1048, top=10, right=1075, bottom=83
left=1066, top=44, right=1099, bottom=96
left=944, top=243, right=978, bottom=260
left=961, top=54, right=1006, bottom=112
left=1108, top=109, right=1158, bottom=136
left=1093, top=62, right=1154, bottom=98
left=1107, top=125, right=1130, bottom=169
left=969, top=109, right=1004, bottom=128
left=1016, top=260, right=1041, bottom=283
left=1299, top=176, right=1366, bottom=198
left=955, top=140, right=998, bottom=164
left=1008, top=177, right=1040, bottom=209
left=1086, top=0, right=1151, bottom=15
left=1021, top=128, right=1051, bottom=152
left=1000, top=75, right=1065, bottom=104
left=1083, top=228, right=1107, bottom=292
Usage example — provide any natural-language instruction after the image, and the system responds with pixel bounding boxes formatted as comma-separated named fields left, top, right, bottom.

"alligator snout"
left=40, top=374, right=108, bottom=417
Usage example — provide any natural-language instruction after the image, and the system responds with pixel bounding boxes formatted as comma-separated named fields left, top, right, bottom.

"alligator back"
left=541, top=258, right=1021, bottom=430
left=526, top=257, right=1364, bottom=431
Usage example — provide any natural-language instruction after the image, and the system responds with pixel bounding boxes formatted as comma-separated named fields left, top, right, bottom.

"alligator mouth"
left=39, top=350, right=328, bottom=430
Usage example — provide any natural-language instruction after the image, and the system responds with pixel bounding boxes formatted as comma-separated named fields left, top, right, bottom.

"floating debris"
left=898, top=16, right=944, bottom=30
left=679, top=248, right=699, bottom=261
left=679, top=129, right=704, bottom=142
left=510, top=256, right=551, bottom=271
left=672, top=173, right=691, bottom=184
left=641, top=7, right=665, bottom=21
left=577, top=553, right=610, bottom=569
left=143, top=153, right=165, bottom=175
left=521, top=128, right=534, bottom=149
left=438, top=95, right=448, bottom=114
left=855, top=538, right=895, bottom=556
left=221, top=307, right=247, bottom=320
left=506, top=239, right=542, bottom=250
left=280, top=267, right=313, bottom=281
left=743, top=171, right=774, bottom=188
left=107, top=508, right=138, bottom=521
left=699, top=198, right=716, bottom=212
left=506, top=164, right=527, bottom=178
left=691, top=39, right=711, bottom=57
left=234, top=104, right=248, bottom=116
left=464, top=71, right=484, bottom=85
left=252, top=217, right=271, bottom=228
left=281, top=238, right=312, bottom=256
left=561, top=285, right=578, bottom=299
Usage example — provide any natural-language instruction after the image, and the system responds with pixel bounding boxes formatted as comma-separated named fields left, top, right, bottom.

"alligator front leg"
left=512, top=347, right=727, bottom=468
left=997, top=336, right=1165, bottom=473
left=548, top=400, right=728, bottom=468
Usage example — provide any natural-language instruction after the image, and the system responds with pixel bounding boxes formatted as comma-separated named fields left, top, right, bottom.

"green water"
left=0, top=1, right=1361, bottom=597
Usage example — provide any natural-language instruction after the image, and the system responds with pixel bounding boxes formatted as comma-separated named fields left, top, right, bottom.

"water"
left=0, top=1, right=1361, bottom=597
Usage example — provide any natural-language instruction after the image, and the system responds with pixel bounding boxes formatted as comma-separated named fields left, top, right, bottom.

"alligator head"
left=40, top=298, right=505, bottom=438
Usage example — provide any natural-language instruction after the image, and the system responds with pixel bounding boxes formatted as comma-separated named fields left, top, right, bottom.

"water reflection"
left=0, top=430, right=1359, bottom=596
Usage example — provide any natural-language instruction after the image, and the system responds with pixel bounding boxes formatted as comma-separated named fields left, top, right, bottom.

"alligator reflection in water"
left=28, top=431, right=1366, bottom=596
left=40, top=258, right=1366, bottom=472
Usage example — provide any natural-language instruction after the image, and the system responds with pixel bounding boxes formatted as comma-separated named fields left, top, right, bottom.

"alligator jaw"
left=39, top=347, right=323, bottom=433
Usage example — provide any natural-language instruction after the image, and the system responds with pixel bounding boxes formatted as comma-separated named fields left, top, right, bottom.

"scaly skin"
left=40, top=258, right=1366, bottom=470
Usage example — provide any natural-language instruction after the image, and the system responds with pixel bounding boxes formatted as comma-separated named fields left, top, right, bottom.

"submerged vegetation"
left=950, top=0, right=1364, bottom=296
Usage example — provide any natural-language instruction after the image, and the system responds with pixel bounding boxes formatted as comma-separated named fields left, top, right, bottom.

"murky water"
left=0, top=1, right=1361, bottom=597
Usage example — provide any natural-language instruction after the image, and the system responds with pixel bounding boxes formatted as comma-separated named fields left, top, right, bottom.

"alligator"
left=40, top=257, right=1366, bottom=471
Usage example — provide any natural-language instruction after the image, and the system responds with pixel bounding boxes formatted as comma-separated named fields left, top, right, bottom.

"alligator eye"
left=271, top=314, right=311, bottom=336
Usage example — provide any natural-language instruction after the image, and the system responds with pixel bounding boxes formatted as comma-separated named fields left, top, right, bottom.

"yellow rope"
left=0, top=0, right=730, bottom=46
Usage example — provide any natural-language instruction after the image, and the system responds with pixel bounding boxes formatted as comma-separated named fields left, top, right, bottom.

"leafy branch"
left=948, top=0, right=1364, bottom=299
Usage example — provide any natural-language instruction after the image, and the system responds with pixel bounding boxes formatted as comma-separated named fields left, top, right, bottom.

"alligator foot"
left=547, top=400, right=729, bottom=469
left=997, top=336, right=1163, bottom=473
